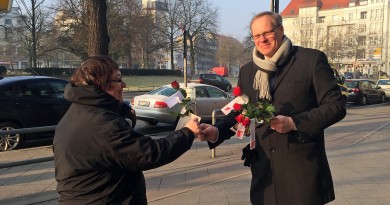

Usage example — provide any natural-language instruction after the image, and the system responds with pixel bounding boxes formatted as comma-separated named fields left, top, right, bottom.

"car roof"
left=0, top=76, right=67, bottom=85
left=164, top=82, right=221, bottom=89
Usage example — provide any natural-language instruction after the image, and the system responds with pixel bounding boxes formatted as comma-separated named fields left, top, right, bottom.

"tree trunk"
left=170, top=33, right=174, bottom=70
left=31, top=0, right=37, bottom=68
left=189, top=35, right=195, bottom=75
left=86, top=0, right=109, bottom=56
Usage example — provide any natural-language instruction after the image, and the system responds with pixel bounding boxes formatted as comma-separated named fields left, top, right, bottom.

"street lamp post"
left=183, top=29, right=187, bottom=87
left=270, top=0, right=279, bottom=13
left=180, top=23, right=188, bottom=88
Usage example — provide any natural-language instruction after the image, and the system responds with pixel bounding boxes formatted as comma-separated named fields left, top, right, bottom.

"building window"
left=357, top=49, right=365, bottom=59
left=358, top=36, right=366, bottom=46
left=4, top=19, right=12, bottom=25
left=349, top=13, right=353, bottom=20
left=332, top=15, right=338, bottom=22
left=370, top=10, right=375, bottom=19
left=347, top=38, right=354, bottom=47
left=319, top=16, right=325, bottom=23
left=369, top=37, right=372, bottom=45
left=358, top=24, right=366, bottom=32
left=360, top=11, right=367, bottom=19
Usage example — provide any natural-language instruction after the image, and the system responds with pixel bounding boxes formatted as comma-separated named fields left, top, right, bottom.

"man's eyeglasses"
left=252, top=27, right=277, bottom=40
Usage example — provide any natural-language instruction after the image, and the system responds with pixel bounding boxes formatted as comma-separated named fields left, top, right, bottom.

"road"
left=126, top=87, right=390, bottom=151
left=1, top=102, right=390, bottom=204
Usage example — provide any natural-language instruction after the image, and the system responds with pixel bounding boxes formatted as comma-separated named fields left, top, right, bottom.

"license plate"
left=138, top=101, right=150, bottom=106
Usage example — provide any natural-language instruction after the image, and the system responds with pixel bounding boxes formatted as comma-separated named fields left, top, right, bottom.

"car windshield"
left=377, top=80, right=390, bottom=85
left=148, top=86, right=177, bottom=97
left=191, top=75, right=200, bottom=79
left=345, top=81, right=358, bottom=88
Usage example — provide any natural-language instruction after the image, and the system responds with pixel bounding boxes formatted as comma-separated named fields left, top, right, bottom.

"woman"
left=53, top=56, right=199, bottom=204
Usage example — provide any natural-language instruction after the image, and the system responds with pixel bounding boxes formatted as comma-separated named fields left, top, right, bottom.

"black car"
left=189, top=73, right=232, bottom=91
left=345, top=79, right=386, bottom=106
left=0, top=76, right=70, bottom=151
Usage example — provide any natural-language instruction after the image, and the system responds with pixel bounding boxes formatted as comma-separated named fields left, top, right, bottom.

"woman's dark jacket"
left=53, top=84, right=195, bottom=204
left=210, top=46, right=346, bottom=205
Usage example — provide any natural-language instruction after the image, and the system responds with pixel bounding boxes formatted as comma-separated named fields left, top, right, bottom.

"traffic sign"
left=0, top=0, right=13, bottom=12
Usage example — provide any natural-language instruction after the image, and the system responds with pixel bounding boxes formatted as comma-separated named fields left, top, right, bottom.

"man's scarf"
left=252, top=36, right=292, bottom=101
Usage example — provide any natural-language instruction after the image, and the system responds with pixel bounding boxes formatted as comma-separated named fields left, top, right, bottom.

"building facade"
left=281, top=0, right=390, bottom=78
left=0, top=7, right=28, bottom=69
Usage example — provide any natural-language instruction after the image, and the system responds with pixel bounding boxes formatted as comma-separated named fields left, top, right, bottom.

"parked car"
left=344, top=79, right=386, bottom=105
left=0, top=76, right=137, bottom=151
left=189, top=73, right=232, bottom=91
left=376, top=79, right=390, bottom=99
left=131, top=83, right=234, bottom=125
left=0, top=76, right=70, bottom=151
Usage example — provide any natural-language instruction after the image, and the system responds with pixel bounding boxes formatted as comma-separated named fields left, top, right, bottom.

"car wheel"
left=0, top=122, right=23, bottom=151
left=380, top=95, right=386, bottom=103
left=360, top=95, right=368, bottom=106
left=146, top=120, right=158, bottom=126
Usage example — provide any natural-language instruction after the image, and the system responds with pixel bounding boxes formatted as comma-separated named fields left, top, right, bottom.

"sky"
left=212, top=0, right=290, bottom=41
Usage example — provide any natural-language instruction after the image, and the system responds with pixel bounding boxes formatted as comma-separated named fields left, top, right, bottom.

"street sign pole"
left=270, top=0, right=279, bottom=13
left=183, top=29, right=187, bottom=88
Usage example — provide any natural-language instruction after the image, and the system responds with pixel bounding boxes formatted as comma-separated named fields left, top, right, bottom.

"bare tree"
left=15, top=0, right=55, bottom=68
left=55, top=0, right=89, bottom=60
left=154, top=0, right=182, bottom=70
left=86, top=0, right=109, bottom=56
left=106, top=0, right=141, bottom=68
left=56, top=0, right=110, bottom=59
left=215, top=34, right=245, bottom=69
left=178, top=0, right=218, bottom=75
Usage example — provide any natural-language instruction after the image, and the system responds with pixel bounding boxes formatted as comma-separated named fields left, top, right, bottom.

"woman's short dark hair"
left=70, top=56, right=119, bottom=90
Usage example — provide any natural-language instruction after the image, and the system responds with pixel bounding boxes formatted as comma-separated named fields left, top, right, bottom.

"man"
left=199, top=12, right=346, bottom=205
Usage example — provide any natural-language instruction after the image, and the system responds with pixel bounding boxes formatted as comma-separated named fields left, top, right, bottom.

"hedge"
left=26, top=68, right=182, bottom=76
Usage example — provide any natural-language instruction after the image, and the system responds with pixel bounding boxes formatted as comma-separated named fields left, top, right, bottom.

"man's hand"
left=197, top=123, right=218, bottom=142
left=269, top=115, right=297, bottom=134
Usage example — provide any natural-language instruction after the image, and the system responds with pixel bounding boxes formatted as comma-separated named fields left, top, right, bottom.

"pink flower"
left=232, top=87, right=243, bottom=97
left=171, top=80, right=180, bottom=89
left=233, top=103, right=242, bottom=111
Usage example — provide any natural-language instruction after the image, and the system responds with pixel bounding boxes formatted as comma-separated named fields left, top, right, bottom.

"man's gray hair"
left=250, top=11, right=283, bottom=31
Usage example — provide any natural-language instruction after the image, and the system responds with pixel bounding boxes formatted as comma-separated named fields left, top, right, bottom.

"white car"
left=376, top=79, right=390, bottom=98
left=131, top=83, right=234, bottom=125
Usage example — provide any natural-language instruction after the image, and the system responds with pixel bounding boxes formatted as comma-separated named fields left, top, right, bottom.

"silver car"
left=131, top=83, right=234, bottom=125
left=376, top=79, right=390, bottom=98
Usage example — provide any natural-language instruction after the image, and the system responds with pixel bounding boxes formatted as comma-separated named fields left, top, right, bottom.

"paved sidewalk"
left=1, top=122, right=390, bottom=204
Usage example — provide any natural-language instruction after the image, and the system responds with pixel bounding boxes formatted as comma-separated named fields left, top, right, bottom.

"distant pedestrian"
left=53, top=55, right=200, bottom=204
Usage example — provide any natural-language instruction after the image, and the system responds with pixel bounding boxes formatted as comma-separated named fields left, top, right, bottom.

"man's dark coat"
left=210, top=46, right=346, bottom=205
